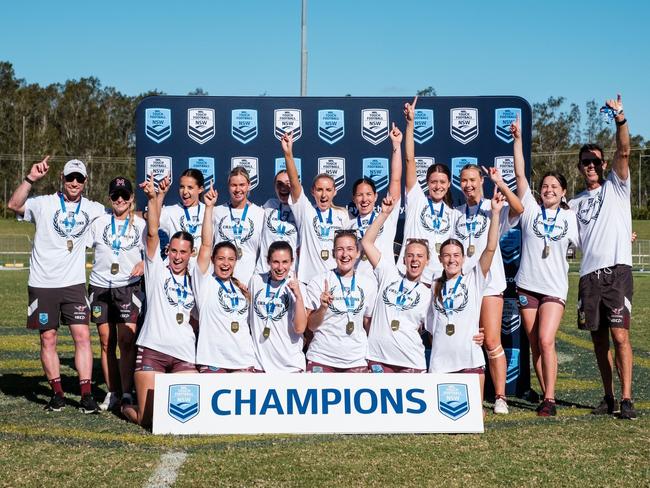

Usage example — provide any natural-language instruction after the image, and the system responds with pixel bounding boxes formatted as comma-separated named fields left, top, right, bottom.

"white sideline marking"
left=144, top=451, right=187, bottom=488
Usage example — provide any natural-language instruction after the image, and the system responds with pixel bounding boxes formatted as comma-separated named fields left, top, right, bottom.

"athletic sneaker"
left=79, top=394, right=99, bottom=414
left=592, top=395, right=619, bottom=415
left=121, top=393, right=133, bottom=406
left=619, top=399, right=637, bottom=420
left=493, top=396, right=509, bottom=414
left=537, top=399, right=557, bottom=417
left=44, top=394, right=65, bottom=412
left=99, top=391, right=119, bottom=411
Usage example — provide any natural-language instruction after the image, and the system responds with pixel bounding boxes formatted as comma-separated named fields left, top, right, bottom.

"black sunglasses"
left=580, top=158, right=603, bottom=167
left=110, top=190, right=132, bottom=202
left=64, top=173, right=86, bottom=183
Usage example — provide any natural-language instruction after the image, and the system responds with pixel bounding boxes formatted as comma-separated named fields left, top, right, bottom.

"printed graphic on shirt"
left=420, top=206, right=452, bottom=234
left=327, top=283, right=366, bottom=315
left=266, top=209, right=297, bottom=237
left=52, top=209, right=91, bottom=239
left=381, top=280, right=422, bottom=311
left=311, top=216, right=343, bottom=242
left=531, top=213, right=569, bottom=241
left=217, top=286, right=249, bottom=316
left=253, top=289, right=290, bottom=321
left=433, top=282, right=469, bottom=316
left=179, top=213, right=202, bottom=238
left=575, top=192, right=603, bottom=225
left=101, top=223, right=141, bottom=251
left=163, top=277, right=195, bottom=311
left=454, top=212, right=488, bottom=241
left=217, top=215, right=255, bottom=244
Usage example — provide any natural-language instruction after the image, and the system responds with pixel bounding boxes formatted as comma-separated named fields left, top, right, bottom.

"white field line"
left=144, top=451, right=188, bottom=488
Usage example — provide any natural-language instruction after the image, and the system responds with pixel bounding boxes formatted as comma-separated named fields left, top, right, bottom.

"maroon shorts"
left=452, top=366, right=485, bottom=374
left=306, top=360, right=368, bottom=373
left=368, top=360, right=425, bottom=373
left=516, top=287, right=566, bottom=310
left=578, top=265, right=633, bottom=331
left=27, top=283, right=89, bottom=330
left=134, top=346, right=196, bottom=373
left=89, top=282, right=144, bottom=324
left=198, top=365, right=256, bottom=373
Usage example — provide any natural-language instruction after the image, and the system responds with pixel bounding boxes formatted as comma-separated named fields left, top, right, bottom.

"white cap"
left=63, top=159, right=87, bottom=177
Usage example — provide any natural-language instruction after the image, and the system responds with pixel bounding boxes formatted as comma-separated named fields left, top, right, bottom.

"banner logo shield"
left=274, top=109, right=302, bottom=141
left=168, top=384, right=200, bottom=423
left=494, top=156, right=517, bottom=192
left=414, top=109, right=434, bottom=144
left=362, top=158, right=389, bottom=192
left=494, top=108, right=521, bottom=143
left=318, top=157, right=346, bottom=190
left=505, top=348, right=520, bottom=384
left=500, top=228, right=521, bottom=265
left=145, top=156, right=173, bottom=190
left=318, top=110, right=345, bottom=144
left=188, top=157, right=215, bottom=189
left=415, top=157, right=435, bottom=192
left=231, top=157, right=259, bottom=190
left=437, top=383, right=470, bottom=421
left=501, top=298, right=521, bottom=335
left=450, top=108, right=478, bottom=144
left=275, top=157, right=302, bottom=183
left=187, top=108, right=215, bottom=144
left=145, top=108, right=172, bottom=143
left=451, top=157, right=477, bottom=191
left=231, top=109, right=258, bottom=144
left=361, top=109, right=389, bottom=145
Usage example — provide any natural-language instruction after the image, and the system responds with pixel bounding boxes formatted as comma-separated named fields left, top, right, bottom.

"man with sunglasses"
left=568, top=94, right=636, bottom=420
left=8, top=157, right=106, bottom=413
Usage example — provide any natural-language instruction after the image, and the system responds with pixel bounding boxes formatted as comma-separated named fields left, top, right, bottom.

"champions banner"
left=153, top=373, right=484, bottom=435
left=136, top=96, right=532, bottom=397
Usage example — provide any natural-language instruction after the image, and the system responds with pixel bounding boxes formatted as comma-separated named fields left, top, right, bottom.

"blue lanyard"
left=265, top=277, right=286, bottom=315
left=540, top=206, right=560, bottom=240
left=356, top=211, right=376, bottom=237
left=215, top=277, right=239, bottom=307
left=228, top=203, right=249, bottom=240
left=58, top=193, right=82, bottom=236
left=396, top=279, right=419, bottom=308
left=110, top=215, right=130, bottom=255
left=442, top=276, right=463, bottom=317
left=315, top=207, right=333, bottom=237
left=335, top=271, right=356, bottom=312
left=428, top=199, right=444, bottom=231
left=465, top=200, right=483, bottom=238
left=183, top=204, right=200, bottom=234
left=276, top=203, right=288, bottom=235
left=169, top=270, right=189, bottom=307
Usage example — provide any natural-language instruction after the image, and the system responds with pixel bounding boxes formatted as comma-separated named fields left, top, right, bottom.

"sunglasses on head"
left=580, top=158, right=603, bottom=167
left=110, top=190, right=131, bottom=202
left=64, top=173, right=86, bottom=183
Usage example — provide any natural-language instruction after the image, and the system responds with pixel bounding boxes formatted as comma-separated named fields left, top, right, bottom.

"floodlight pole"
left=300, top=0, right=308, bottom=96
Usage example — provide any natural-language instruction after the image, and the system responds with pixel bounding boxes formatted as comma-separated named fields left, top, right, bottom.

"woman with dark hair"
left=212, top=166, right=264, bottom=286
left=249, top=241, right=308, bottom=372
left=193, top=183, right=256, bottom=373
left=398, top=96, right=458, bottom=285
left=511, top=116, right=579, bottom=416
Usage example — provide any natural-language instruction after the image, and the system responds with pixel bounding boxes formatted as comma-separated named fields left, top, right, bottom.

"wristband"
left=615, top=118, right=627, bottom=127
left=24, top=176, right=35, bottom=185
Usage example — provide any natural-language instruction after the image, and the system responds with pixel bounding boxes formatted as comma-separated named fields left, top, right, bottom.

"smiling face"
left=212, top=245, right=238, bottom=280
left=110, top=190, right=133, bottom=218
left=439, top=242, right=464, bottom=279
left=540, top=175, right=566, bottom=208
left=311, top=175, right=337, bottom=211
left=268, top=248, right=293, bottom=281
left=352, top=181, right=377, bottom=216
left=333, top=234, right=359, bottom=275
left=178, top=175, right=203, bottom=208
left=229, top=174, right=250, bottom=207
left=61, top=173, right=86, bottom=201
left=403, top=242, right=429, bottom=281
left=578, top=149, right=606, bottom=188
left=274, top=172, right=291, bottom=204
left=167, top=237, right=193, bottom=275
left=460, top=167, right=484, bottom=204
left=427, top=171, right=451, bottom=203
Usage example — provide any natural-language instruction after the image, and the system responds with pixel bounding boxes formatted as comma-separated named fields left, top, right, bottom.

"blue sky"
left=2, top=0, right=649, bottom=140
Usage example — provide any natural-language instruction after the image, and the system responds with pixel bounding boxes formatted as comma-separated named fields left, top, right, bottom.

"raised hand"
left=403, top=95, right=418, bottom=122
left=204, top=182, right=218, bottom=207
left=510, top=114, right=521, bottom=140
left=319, top=278, right=333, bottom=309
left=491, top=189, right=506, bottom=213
left=389, top=122, right=403, bottom=145
left=381, top=195, right=396, bottom=215
left=287, top=278, right=302, bottom=297
left=281, top=131, right=294, bottom=154
left=158, top=175, right=170, bottom=195
left=482, top=165, right=504, bottom=186
left=28, top=156, right=50, bottom=181
left=140, top=174, right=157, bottom=200
left=130, top=260, right=145, bottom=277
left=605, top=93, right=624, bottom=115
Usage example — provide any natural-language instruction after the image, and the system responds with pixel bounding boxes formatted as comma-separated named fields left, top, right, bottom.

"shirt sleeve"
left=288, top=191, right=310, bottom=227
left=607, top=169, right=631, bottom=199
left=305, top=274, right=324, bottom=311
left=21, top=196, right=42, bottom=223
left=363, top=278, right=378, bottom=318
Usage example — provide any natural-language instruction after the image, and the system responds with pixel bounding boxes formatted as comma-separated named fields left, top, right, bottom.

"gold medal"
left=176, top=312, right=184, bottom=325
left=390, top=319, right=400, bottom=331
left=320, top=249, right=329, bottom=260
left=435, top=242, right=441, bottom=253
left=236, top=247, right=243, bottom=259
left=231, top=321, right=240, bottom=333
left=66, top=239, right=73, bottom=252
left=346, top=321, right=354, bottom=335
left=361, top=254, right=368, bottom=261
left=110, top=263, right=119, bottom=275
left=446, top=323, right=455, bottom=336
left=467, top=244, right=475, bottom=257
left=543, top=244, right=550, bottom=259
left=263, top=326, right=271, bottom=339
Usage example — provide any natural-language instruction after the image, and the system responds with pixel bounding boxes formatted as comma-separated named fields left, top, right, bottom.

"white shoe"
left=493, top=397, right=509, bottom=414
left=99, top=391, right=119, bottom=411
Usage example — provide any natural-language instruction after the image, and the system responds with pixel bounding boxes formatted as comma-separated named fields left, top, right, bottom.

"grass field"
left=1, top=219, right=649, bottom=487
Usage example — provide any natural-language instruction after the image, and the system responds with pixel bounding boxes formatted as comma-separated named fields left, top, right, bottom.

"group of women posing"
left=91, top=97, right=578, bottom=427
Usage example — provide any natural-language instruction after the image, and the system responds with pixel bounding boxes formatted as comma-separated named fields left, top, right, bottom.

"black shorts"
left=89, top=282, right=144, bottom=324
left=578, top=265, right=633, bottom=331
left=27, top=283, right=90, bottom=330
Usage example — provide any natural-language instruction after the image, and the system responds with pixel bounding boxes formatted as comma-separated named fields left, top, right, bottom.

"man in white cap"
left=8, top=156, right=106, bottom=413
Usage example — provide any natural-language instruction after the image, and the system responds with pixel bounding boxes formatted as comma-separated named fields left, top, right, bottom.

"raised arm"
left=8, top=156, right=50, bottom=216
left=281, top=131, right=303, bottom=201
left=388, top=123, right=403, bottom=200
left=197, top=183, right=218, bottom=274
left=141, top=174, right=168, bottom=260
left=510, top=115, right=528, bottom=198
left=307, top=278, right=332, bottom=331
left=479, top=191, right=506, bottom=276
left=609, top=94, right=630, bottom=180
left=482, top=166, right=523, bottom=219
left=287, top=279, right=308, bottom=334
left=361, top=195, right=396, bottom=268
left=404, top=96, right=418, bottom=192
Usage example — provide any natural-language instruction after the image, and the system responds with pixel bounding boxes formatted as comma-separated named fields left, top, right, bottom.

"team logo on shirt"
left=311, top=216, right=343, bottom=242
left=274, top=109, right=302, bottom=141
left=454, top=211, right=488, bottom=241
left=318, top=110, right=345, bottom=144
left=217, top=216, right=255, bottom=244
left=266, top=209, right=297, bottom=237
left=187, top=108, right=215, bottom=144
left=218, top=287, right=249, bottom=315
left=419, top=206, right=451, bottom=235
left=494, top=108, right=521, bottom=143
left=327, top=283, right=365, bottom=316
left=414, top=109, right=434, bottom=144
left=163, top=278, right=195, bottom=310
left=576, top=192, right=603, bottom=225
left=168, top=384, right=200, bottom=423
left=450, top=108, right=478, bottom=144
left=437, top=383, right=470, bottom=421
left=231, top=109, right=258, bottom=144
left=531, top=214, right=568, bottom=241
left=361, top=109, right=389, bottom=145
left=505, top=348, right=520, bottom=384
left=101, top=223, right=141, bottom=251
left=52, top=210, right=91, bottom=240
left=433, top=283, right=469, bottom=315
left=253, top=289, right=290, bottom=322
left=145, top=108, right=172, bottom=143
left=382, top=281, right=421, bottom=310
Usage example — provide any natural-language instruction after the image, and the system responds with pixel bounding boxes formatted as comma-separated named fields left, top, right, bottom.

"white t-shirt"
left=255, top=198, right=300, bottom=274
left=514, top=189, right=580, bottom=300
left=192, top=264, right=255, bottom=369
left=22, top=193, right=105, bottom=288
left=249, top=272, right=306, bottom=372
left=89, top=213, right=146, bottom=288
left=427, top=266, right=487, bottom=373
left=290, top=192, right=348, bottom=284
left=305, top=270, right=377, bottom=368
left=213, top=202, right=264, bottom=285
left=347, top=202, right=400, bottom=278
left=399, top=185, right=459, bottom=284
left=569, top=171, right=632, bottom=276
left=367, top=255, right=430, bottom=370
left=136, top=245, right=196, bottom=363
left=160, top=202, right=205, bottom=253
left=454, top=199, right=510, bottom=295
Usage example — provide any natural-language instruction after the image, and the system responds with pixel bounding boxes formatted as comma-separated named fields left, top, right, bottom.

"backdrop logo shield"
left=231, top=109, right=258, bottom=144
left=415, top=157, right=435, bottom=192
left=451, top=157, right=478, bottom=191
left=494, top=156, right=516, bottom=192
left=168, top=384, right=200, bottom=423
left=361, top=109, right=389, bottom=145
left=437, top=383, right=470, bottom=421
left=318, top=110, right=345, bottom=144
left=494, top=108, right=521, bottom=143
left=274, top=109, right=302, bottom=141
left=362, top=158, right=389, bottom=192
left=450, top=108, right=478, bottom=144
left=187, top=108, right=215, bottom=144
left=145, top=108, right=172, bottom=143
left=231, top=157, right=259, bottom=190
left=414, top=109, right=434, bottom=144
left=188, top=157, right=215, bottom=189
left=318, top=157, right=346, bottom=190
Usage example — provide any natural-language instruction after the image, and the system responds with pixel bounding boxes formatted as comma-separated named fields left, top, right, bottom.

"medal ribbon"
left=110, top=214, right=130, bottom=257
left=396, top=279, right=420, bottom=309
left=265, top=277, right=287, bottom=318
left=183, top=204, right=201, bottom=235
left=335, top=271, right=357, bottom=327
left=442, top=275, right=463, bottom=321
left=276, top=203, right=287, bottom=235
left=356, top=210, right=376, bottom=237
left=428, top=199, right=444, bottom=231
left=465, top=199, right=483, bottom=247
left=228, top=203, right=249, bottom=248
left=58, top=193, right=82, bottom=239
left=315, top=207, right=333, bottom=238
left=169, top=269, right=189, bottom=313
left=540, top=205, right=560, bottom=246
left=215, top=277, right=240, bottom=308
